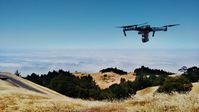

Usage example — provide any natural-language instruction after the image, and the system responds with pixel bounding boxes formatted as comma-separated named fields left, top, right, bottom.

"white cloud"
left=0, top=63, right=21, bottom=68
left=0, top=49, right=199, bottom=76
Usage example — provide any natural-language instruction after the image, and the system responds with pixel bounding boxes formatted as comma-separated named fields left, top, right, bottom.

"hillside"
left=0, top=72, right=64, bottom=97
left=74, top=71, right=135, bottom=89
left=1, top=72, right=199, bottom=112
left=0, top=72, right=111, bottom=111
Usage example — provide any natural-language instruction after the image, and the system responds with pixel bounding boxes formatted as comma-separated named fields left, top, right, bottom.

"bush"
left=103, top=80, right=136, bottom=100
left=100, top=67, right=127, bottom=75
left=182, top=66, right=199, bottom=82
left=157, top=76, right=192, bottom=93
left=26, top=73, right=43, bottom=85
left=132, top=73, right=168, bottom=91
left=49, top=74, right=101, bottom=99
left=134, top=66, right=173, bottom=76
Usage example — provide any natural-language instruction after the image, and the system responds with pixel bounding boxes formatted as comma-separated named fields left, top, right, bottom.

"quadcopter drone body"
left=118, top=23, right=179, bottom=43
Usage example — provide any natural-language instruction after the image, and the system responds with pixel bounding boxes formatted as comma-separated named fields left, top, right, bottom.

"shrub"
left=134, top=66, right=173, bottom=76
left=100, top=67, right=127, bottom=75
left=105, top=80, right=136, bottom=100
left=182, top=66, right=199, bottom=82
left=157, top=76, right=192, bottom=93
left=26, top=73, right=43, bottom=85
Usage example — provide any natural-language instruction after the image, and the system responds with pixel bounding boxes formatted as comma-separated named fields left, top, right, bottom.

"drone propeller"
left=163, top=24, right=180, bottom=27
left=117, top=22, right=148, bottom=28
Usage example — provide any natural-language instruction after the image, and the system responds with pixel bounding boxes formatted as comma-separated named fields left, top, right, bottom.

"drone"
left=117, top=23, right=179, bottom=43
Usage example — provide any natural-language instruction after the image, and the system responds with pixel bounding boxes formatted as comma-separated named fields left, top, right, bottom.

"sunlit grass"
left=1, top=72, right=199, bottom=112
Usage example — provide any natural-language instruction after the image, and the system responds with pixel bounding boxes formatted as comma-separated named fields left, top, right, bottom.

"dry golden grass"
left=74, top=72, right=136, bottom=89
left=1, top=72, right=64, bottom=97
left=1, top=72, right=199, bottom=112
left=0, top=72, right=110, bottom=112
left=0, top=80, right=110, bottom=112
left=1, top=88, right=199, bottom=112
left=86, top=92, right=199, bottom=112
left=0, top=89, right=101, bottom=112
left=0, top=80, right=18, bottom=89
left=135, top=86, right=159, bottom=97
left=191, top=82, right=199, bottom=94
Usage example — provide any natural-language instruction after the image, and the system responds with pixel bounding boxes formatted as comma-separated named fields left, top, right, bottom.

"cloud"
left=0, top=63, right=21, bottom=68
left=0, top=49, right=199, bottom=76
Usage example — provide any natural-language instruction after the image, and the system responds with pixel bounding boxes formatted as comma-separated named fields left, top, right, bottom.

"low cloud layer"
left=0, top=49, right=198, bottom=76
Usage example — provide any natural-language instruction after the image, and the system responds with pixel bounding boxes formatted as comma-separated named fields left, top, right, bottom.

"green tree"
left=182, top=66, right=199, bottom=82
left=157, top=76, right=192, bottom=93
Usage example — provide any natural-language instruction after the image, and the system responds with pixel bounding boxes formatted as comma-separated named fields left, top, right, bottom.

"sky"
left=0, top=0, right=199, bottom=75
left=0, top=0, right=199, bottom=49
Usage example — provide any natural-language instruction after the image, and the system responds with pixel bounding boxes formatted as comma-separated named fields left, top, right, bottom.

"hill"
left=1, top=72, right=199, bottom=112
left=74, top=71, right=135, bottom=89
left=0, top=72, right=110, bottom=111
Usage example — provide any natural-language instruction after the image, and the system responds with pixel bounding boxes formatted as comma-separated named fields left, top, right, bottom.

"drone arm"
left=152, top=27, right=165, bottom=31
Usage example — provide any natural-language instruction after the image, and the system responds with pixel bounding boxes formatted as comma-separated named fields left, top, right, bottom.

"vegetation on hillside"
left=26, top=69, right=135, bottom=100
left=100, top=67, right=127, bottom=75
left=25, top=66, right=198, bottom=100
left=157, top=76, right=192, bottom=93
left=134, top=66, right=173, bottom=76
left=181, top=66, right=199, bottom=82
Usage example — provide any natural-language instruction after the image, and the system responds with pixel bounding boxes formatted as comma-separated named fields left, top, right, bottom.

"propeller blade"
left=136, top=22, right=148, bottom=26
left=116, top=22, right=148, bottom=28
left=163, top=24, right=180, bottom=27
left=116, top=25, right=135, bottom=28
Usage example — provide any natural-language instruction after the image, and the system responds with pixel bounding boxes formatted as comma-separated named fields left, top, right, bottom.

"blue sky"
left=0, top=0, right=199, bottom=49
left=0, top=0, right=199, bottom=75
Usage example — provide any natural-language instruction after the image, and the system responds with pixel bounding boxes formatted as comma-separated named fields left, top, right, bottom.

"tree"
left=178, top=66, right=188, bottom=73
left=182, top=66, right=199, bottom=82
left=100, top=67, right=127, bottom=75
left=157, top=76, right=192, bottom=93
left=48, top=72, right=101, bottom=99
left=134, top=66, right=173, bottom=76
left=26, top=73, right=43, bottom=85
left=15, top=70, right=20, bottom=77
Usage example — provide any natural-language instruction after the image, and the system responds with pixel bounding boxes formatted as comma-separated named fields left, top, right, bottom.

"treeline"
left=26, top=70, right=102, bottom=99
left=100, top=67, right=127, bottom=75
left=181, top=66, right=199, bottom=82
left=133, top=66, right=199, bottom=94
left=25, top=69, right=135, bottom=100
left=25, top=70, right=136, bottom=100
left=24, top=66, right=199, bottom=100
left=134, top=66, right=173, bottom=76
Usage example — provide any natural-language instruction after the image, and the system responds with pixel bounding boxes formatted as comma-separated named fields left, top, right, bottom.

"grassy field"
left=1, top=72, right=199, bottom=112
